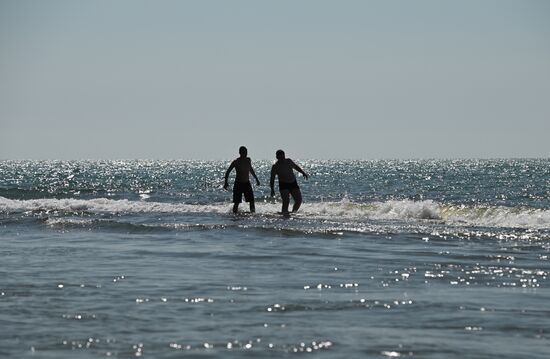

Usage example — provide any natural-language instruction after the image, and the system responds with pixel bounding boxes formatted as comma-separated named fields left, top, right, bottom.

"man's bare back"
left=224, top=146, right=260, bottom=213
left=271, top=159, right=297, bottom=183
left=270, top=150, right=308, bottom=213
left=232, top=157, right=254, bottom=183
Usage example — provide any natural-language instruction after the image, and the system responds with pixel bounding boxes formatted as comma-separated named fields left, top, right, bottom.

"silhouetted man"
left=224, top=146, right=260, bottom=213
left=270, top=150, right=308, bottom=214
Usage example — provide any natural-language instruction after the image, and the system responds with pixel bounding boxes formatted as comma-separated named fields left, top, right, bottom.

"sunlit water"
left=1, top=159, right=549, bottom=358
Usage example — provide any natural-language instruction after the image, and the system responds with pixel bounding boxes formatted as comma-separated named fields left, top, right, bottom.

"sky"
left=1, top=0, right=549, bottom=160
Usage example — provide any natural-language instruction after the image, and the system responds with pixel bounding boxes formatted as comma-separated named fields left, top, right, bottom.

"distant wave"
left=1, top=196, right=549, bottom=230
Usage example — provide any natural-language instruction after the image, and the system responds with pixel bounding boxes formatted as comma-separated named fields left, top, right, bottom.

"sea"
left=1, top=159, right=549, bottom=358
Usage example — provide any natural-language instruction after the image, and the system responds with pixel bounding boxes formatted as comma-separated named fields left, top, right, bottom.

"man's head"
left=276, top=149, right=285, bottom=160
left=239, top=146, right=248, bottom=157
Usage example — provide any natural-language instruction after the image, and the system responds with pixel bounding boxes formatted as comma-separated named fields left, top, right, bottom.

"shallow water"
left=1, top=160, right=549, bottom=358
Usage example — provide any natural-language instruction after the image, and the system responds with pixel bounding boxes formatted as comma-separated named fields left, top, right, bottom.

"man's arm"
left=249, top=160, right=260, bottom=186
left=290, top=160, right=309, bottom=180
left=270, top=165, right=276, bottom=196
left=224, top=161, right=235, bottom=190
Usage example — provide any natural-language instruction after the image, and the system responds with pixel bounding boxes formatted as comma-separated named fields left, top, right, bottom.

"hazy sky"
left=1, top=0, right=549, bottom=159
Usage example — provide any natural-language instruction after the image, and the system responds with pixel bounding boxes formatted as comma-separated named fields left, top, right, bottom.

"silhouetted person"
left=270, top=150, right=308, bottom=214
left=224, top=146, right=260, bottom=213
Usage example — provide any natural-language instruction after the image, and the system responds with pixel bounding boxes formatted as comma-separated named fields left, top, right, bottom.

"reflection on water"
left=1, top=160, right=549, bottom=358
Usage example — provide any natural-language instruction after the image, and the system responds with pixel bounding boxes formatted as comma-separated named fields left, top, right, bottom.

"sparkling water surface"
left=1, top=160, right=550, bottom=358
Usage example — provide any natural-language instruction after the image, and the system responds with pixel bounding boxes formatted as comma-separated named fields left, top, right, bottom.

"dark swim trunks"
left=279, top=180, right=299, bottom=191
left=233, top=181, right=254, bottom=203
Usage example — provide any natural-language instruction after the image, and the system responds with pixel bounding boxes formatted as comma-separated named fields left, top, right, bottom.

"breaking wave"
left=1, top=196, right=549, bottom=230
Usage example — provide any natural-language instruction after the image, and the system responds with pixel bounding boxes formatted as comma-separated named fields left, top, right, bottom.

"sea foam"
left=1, top=196, right=549, bottom=230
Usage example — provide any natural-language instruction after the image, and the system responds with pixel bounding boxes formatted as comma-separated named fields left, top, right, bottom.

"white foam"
left=441, top=204, right=550, bottom=230
left=1, top=196, right=549, bottom=230
left=301, top=199, right=550, bottom=230
left=0, top=196, right=230, bottom=215
left=299, top=199, right=442, bottom=220
left=45, top=217, right=95, bottom=226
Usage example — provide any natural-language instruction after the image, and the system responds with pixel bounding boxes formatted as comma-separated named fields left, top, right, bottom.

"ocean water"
left=1, top=159, right=549, bottom=358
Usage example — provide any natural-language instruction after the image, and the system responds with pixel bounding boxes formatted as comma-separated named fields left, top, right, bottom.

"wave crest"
left=1, top=196, right=549, bottom=230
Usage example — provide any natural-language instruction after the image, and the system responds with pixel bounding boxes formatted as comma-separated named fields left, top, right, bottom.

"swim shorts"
left=233, top=181, right=254, bottom=203
left=279, top=181, right=299, bottom=191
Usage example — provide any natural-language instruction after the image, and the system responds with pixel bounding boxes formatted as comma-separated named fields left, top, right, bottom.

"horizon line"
left=1, top=157, right=549, bottom=162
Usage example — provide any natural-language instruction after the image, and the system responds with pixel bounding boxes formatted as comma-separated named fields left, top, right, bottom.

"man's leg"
left=233, top=186, right=241, bottom=213
left=280, top=189, right=290, bottom=213
left=290, top=188, right=302, bottom=212
left=243, top=182, right=255, bottom=213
